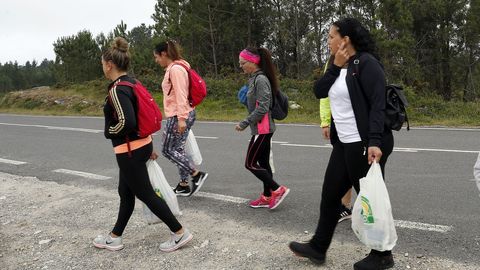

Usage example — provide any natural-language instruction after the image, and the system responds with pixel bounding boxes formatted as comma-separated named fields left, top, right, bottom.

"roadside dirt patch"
left=0, top=172, right=478, bottom=270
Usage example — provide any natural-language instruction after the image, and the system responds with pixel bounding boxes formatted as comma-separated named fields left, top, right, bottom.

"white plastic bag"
left=142, top=160, right=182, bottom=225
left=185, top=129, right=203, bottom=165
left=474, top=153, right=480, bottom=196
left=351, top=161, right=397, bottom=251
left=269, top=148, right=275, bottom=174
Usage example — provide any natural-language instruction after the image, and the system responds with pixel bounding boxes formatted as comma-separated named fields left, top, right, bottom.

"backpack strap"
left=109, top=79, right=137, bottom=157
left=252, top=73, right=275, bottom=109
left=167, top=63, right=189, bottom=96
left=352, top=53, right=373, bottom=109
left=116, top=81, right=136, bottom=88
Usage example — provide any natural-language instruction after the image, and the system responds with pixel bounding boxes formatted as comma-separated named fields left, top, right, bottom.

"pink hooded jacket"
left=161, top=59, right=194, bottom=120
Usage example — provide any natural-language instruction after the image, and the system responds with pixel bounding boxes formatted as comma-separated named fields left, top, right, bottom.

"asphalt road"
left=1, top=113, right=479, bottom=265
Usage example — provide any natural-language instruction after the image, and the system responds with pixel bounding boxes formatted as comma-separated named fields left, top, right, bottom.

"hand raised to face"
left=333, top=41, right=350, bottom=67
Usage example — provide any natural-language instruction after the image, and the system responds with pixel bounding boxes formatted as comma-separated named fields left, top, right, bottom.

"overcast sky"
left=0, top=0, right=157, bottom=65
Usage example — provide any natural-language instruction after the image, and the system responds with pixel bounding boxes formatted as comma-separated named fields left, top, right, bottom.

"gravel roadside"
left=0, top=172, right=478, bottom=270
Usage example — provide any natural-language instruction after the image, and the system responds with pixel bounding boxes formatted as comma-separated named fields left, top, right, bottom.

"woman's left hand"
left=334, top=42, right=350, bottom=67
left=235, top=124, right=246, bottom=131
left=150, top=151, right=159, bottom=160
left=367, top=146, right=382, bottom=164
left=178, top=119, right=187, bottom=134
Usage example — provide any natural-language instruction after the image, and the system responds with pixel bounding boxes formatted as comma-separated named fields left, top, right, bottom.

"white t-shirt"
left=329, top=69, right=362, bottom=143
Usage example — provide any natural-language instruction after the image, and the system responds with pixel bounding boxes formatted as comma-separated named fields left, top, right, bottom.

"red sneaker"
left=269, top=186, right=290, bottom=209
left=249, top=194, right=271, bottom=208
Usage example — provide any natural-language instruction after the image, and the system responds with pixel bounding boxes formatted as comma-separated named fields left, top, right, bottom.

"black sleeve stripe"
left=108, top=86, right=126, bottom=134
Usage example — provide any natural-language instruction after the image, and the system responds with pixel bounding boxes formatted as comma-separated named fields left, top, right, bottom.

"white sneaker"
left=159, top=229, right=193, bottom=252
left=93, top=234, right=124, bottom=251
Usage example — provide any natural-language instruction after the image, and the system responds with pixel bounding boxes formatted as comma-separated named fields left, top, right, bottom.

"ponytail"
left=246, top=47, right=279, bottom=96
left=154, top=40, right=183, bottom=60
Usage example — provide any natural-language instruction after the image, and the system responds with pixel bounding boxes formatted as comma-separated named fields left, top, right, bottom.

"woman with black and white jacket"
left=289, top=18, right=395, bottom=270
left=93, top=37, right=193, bottom=253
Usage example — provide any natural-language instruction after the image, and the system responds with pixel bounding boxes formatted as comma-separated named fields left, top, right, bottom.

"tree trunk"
left=440, top=22, right=452, bottom=101
left=294, top=1, right=300, bottom=78
left=208, top=5, right=218, bottom=77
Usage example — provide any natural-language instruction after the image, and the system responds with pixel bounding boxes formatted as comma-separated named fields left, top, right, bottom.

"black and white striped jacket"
left=103, top=75, right=140, bottom=147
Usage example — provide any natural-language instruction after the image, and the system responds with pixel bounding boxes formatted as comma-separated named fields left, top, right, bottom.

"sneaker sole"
left=159, top=234, right=193, bottom=252
left=189, top=173, right=208, bottom=196
left=93, top=241, right=124, bottom=251
left=354, top=261, right=394, bottom=270
left=249, top=204, right=270, bottom=208
left=290, top=248, right=325, bottom=265
left=175, top=192, right=191, bottom=197
left=269, top=188, right=290, bottom=210
left=338, top=215, right=352, bottom=223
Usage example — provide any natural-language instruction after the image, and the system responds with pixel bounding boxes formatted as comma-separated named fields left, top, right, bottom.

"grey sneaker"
left=93, top=234, right=124, bottom=251
left=159, top=229, right=193, bottom=252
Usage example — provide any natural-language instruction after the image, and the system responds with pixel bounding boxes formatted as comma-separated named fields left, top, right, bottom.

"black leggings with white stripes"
left=112, top=142, right=182, bottom=236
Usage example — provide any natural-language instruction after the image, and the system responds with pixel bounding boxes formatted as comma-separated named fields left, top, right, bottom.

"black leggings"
left=310, top=133, right=394, bottom=253
left=245, top=133, right=280, bottom=197
left=112, top=142, right=182, bottom=236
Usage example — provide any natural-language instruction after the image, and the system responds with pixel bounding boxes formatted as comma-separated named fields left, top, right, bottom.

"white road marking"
left=411, top=127, right=480, bottom=132
left=281, top=143, right=331, bottom=148
left=280, top=143, right=479, bottom=154
left=0, top=123, right=102, bottom=133
left=192, top=190, right=453, bottom=233
left=393, top=147, right=479, bottom=154
left=0, top=114, right=103, bottom=119
left=393, top=148, right=419, bottom=153
left=195, top=136, right=219, bottom=139
left=2, top=119, right=479, bottom=154
left=394, top=220, right=452, bottom=233
left=2, top=115, right=480, bottom=131
left=194, top=191, right=249, bottom=204
left=52, top=169, right=111, bottom=180
left=0, top=122, right=217, bottom=139
left=0, top=158, right=27, bottom=165
left=194, top=121, right=480, bottom=130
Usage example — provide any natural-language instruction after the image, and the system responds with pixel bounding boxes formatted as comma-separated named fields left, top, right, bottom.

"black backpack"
left=353, top=57, right=409, bottom=131
left=385, top=84, right=409, bottom=131
left=271, top=90, right=289, bottom=120
left=253, top=74, right=289, bottom=120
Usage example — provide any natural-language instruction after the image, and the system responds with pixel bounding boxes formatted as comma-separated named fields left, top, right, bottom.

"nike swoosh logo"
left=106, top=240, right=114, bottom=245
left=175, top=235, right=184, bottom=244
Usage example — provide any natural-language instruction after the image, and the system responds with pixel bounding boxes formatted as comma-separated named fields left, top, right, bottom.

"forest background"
left=1, top=0, right=479, bottom=125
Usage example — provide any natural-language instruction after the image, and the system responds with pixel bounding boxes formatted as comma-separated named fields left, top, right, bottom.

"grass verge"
left=1, top=79, right=479, bottom=127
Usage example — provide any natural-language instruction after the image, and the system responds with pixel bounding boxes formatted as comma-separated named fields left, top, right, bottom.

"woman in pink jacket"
left=154, top=40, right=208, bottom=196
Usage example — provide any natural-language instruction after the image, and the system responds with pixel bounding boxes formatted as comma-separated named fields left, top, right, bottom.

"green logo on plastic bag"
left=360, top=196, right=374, bottom=224
left=154, top=188, right=163, bottom=199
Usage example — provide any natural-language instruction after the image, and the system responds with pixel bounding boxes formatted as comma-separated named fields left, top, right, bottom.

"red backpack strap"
left=116, top=80, right=136, bottom=88
left=173, top=62, right=189, bottom=71
left=110, top=80, right=136, bottom=158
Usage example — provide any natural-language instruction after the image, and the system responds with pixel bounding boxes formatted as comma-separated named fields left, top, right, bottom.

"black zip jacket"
left=314, top=52, right=390, bottom=147
left=103, top=75, right=140, bottom=147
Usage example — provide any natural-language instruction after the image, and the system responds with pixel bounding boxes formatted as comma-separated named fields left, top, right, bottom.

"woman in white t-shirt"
left=289, top=18, right=395, bottom=270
